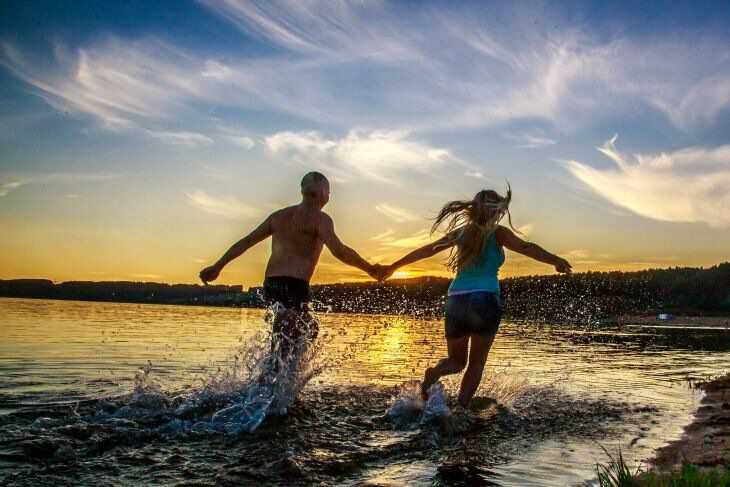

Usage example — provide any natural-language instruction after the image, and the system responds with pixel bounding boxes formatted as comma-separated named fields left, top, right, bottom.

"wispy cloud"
left=379, top=229, right=434, bottom=248
left=375, top=203, right=421, bottom=223
left=198, top=2, right=730, bottom=131
left=38, top=172, right=116, bottom=184
left=565, top=249, right=590, bottom=260
left=0, top=180, right=26, bottom=197
left=266, top=130, right=456, bottom=183
left=196, top=0, right=409, bottom=60
left=465, top=171, right=486, bottom=179
left=370, top=229, right=395, bottom=241
left=504, top=133, right=557, bottom=149
left=225, top=135, right=255, bottom=149
left=0, top=40, right=204, bottom=130
left=2, top=4, right=730, bottom=137
left=145, top=130, right=213, bottom=147
left=185, top=190, right=260, bottom=219
left=130, top=273, right=163, bottom=280
left=565, top=135, right=730, bottom=228
left=266, top=131, right=336, bottom=153
left=0, top=173, right=115, bottom=198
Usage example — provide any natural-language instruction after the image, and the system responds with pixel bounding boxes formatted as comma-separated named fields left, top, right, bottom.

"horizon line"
left=2, top=261, right=728, bottom=288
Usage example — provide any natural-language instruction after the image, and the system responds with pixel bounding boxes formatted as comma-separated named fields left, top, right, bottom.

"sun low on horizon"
left=1, top=1, right=729, bottom=288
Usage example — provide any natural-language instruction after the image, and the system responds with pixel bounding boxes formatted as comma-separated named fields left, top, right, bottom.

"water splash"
left=385, top=381, right=453, bottom=429
left=421, top=382, right=451, bottom=424
left=107, top=302, right=328, bottom=435
left=385, top=366, right=567, bottom=433
left=385, top=380, right=425, bottom=426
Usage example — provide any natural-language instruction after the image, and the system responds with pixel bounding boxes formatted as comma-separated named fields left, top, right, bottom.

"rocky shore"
left=651, top=374, right=730, bottom=471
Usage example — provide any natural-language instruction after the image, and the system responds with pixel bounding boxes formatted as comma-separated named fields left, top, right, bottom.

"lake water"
left=1, top=297, right=729, bottom=486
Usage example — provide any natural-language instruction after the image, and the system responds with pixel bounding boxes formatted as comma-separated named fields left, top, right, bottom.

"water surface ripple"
left=1, top=298, right=729, bottom=486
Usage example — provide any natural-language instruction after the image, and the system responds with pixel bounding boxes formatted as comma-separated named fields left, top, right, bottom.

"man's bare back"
left=265, top=205, right=325, bottom=282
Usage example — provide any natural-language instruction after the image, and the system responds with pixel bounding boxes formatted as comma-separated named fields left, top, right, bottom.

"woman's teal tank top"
left=448, top=231, right=505, bottom=295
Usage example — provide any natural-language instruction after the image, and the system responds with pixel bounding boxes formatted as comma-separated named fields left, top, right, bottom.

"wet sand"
left=0, top=384, right=645, bottom=486
left=651, top=374, right=730, bottom=471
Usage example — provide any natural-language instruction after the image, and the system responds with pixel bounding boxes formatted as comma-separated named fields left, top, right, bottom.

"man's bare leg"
left=270, top=307, right=318, bottom=373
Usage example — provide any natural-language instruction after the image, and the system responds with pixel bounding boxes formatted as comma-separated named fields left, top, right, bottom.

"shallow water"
left=1, top=297, right=729, bottom=486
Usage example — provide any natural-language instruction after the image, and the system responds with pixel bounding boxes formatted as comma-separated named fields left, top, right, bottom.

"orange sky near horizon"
left=1, top=211, right=724, bottom=289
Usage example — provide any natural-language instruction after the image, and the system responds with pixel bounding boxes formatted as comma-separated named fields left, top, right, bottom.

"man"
left=199, top=171, right=381, bottom=352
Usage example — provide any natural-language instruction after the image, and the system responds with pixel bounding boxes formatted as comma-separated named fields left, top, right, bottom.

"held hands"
left=554, top=257, right=572, bottom=274
left=199, top=264, right=221, bottom=284
left=368, top=263, right=396, bottom=282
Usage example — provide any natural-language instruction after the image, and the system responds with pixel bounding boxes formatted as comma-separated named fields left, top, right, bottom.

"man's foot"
left=421, top=367, right=439, bottom=400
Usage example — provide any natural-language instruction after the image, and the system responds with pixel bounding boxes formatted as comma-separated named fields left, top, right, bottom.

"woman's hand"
left=371, top=264, right=395, bottom=282
left=554, top=258, right=572, bottom=274
left=199, top=265, right=221, bottom=284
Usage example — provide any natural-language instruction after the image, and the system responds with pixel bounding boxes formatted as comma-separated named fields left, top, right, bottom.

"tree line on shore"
left=1, top=263, right=728, bottom=323
left=312, top=263, right=730, bottom=322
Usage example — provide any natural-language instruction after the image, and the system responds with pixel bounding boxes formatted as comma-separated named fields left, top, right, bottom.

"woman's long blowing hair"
left=432, top=185, right=515, bottom=272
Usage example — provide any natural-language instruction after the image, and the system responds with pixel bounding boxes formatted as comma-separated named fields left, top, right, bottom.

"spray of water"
left=384, top=360, right=571, bottom=435
left=118, top=302, right=328, bottom=435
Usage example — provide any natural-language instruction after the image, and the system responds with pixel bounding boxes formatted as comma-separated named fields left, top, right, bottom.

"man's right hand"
left=199, top=265, right=221, bottom=284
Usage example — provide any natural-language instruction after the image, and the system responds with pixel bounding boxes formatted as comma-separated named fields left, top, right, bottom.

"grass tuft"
left=596, top=445, right=642, bottom=487
left=595, top=446, right=730, bottom=487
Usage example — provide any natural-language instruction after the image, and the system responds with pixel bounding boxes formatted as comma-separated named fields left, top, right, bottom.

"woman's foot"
left=421, top=367, right=439, bottom=400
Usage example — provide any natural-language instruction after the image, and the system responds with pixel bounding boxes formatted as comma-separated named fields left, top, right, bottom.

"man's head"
left=301, top=171, right=330, bottom=208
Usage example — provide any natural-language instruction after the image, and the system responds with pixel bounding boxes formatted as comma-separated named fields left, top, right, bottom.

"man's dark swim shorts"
left=444, top=291, right=502, bottom=339
left=263, top=276, right=311, bottom=310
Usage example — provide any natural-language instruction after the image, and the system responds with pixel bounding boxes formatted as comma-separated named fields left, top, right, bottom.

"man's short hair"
left=301, top=171, right=328, bottom=195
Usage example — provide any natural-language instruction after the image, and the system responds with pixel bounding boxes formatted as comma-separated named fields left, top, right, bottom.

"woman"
left=381, top=187, right=572, bottom=408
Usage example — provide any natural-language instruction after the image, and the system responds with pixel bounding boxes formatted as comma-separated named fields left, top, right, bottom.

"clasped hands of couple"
left=366, top=263, right=398, bottom=283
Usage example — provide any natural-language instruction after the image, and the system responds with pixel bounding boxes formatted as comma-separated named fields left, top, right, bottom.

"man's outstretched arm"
left=318, top=214, right=375, bottom=277
left=200, top=215, right=273, bottom=283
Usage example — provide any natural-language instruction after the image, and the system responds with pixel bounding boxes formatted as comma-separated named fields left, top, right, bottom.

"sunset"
left=1, top=2, right=730, bottom=486
left=2, top=1, right=729, bottom=287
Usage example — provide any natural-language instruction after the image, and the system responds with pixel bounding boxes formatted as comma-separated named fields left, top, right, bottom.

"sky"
left=1, top=0, right=730, bottom=287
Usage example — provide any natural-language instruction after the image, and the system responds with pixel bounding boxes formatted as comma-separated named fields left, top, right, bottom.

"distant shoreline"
left=2, top=263, right=730, bottom=323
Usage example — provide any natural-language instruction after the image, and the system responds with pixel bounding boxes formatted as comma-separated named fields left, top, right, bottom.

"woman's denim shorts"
left=444, top=292, right=502, bottom=339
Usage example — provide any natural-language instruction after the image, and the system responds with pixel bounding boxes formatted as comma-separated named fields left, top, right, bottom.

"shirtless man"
left=199, top=172, right=380, bottom=352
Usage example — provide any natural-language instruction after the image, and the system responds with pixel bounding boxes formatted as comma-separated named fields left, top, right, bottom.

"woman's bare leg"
left=458, top=333, right=496, bottom=407
left=422, top=336, right=468, bottom=398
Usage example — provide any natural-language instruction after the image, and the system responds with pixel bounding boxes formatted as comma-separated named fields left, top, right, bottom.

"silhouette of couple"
left=200, top=172, right=571, bottom=406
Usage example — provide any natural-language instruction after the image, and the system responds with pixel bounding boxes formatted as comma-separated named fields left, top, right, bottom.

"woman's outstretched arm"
left=496, top=226, right=572, bottom=273
left=380, top=233, right=457, bottom=280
